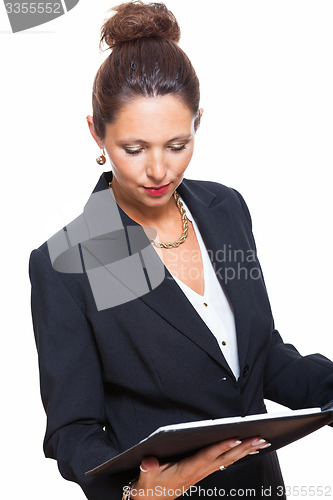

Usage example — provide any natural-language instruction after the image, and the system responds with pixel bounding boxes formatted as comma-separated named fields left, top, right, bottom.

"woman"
left=29, top=2, right=333, bottom=499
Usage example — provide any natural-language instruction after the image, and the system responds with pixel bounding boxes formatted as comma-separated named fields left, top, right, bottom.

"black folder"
left=86, top=403, right=333, bottom=476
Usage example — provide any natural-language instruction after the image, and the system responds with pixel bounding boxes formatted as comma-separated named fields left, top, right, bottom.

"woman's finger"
left=140, top=456, right=160, bottom=471
left=212, top=437, right=271, bottom=472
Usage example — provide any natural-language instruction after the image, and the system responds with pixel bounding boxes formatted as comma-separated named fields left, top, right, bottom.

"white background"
left=1, top=1, right=332, bottom=498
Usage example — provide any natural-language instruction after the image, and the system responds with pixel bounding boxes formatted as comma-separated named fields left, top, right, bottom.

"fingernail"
left=257, top=442, right=271, bottom=450
left=249, top=451, right=259, bottom=455
left=229, top=440, right=242, bottom=448
left=252, top=438, right=266, bottom=446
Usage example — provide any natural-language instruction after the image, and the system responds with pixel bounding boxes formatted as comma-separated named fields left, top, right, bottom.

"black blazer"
left=29, top=172, right=333, bottom=499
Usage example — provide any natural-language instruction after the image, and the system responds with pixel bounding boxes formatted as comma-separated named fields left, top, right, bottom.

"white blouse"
left=170, top=197, right=240, bottom=380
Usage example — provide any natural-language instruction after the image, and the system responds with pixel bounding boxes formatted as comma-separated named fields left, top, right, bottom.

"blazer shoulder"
left=29, top=172, right=111, bottom=260
left=29, top=222, right=70, bottom=272
left=183, top=177, right=232, bottom=195
left=183, top=178, right=253, bottom=228
left=29, top=242, right=52, bottom=280
left=183, top=177, right=246, bottom=201
left=29, top=213, right=80, bottom=284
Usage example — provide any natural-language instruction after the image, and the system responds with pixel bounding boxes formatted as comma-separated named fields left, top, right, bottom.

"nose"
left=146, top=150, right=167, bottom=183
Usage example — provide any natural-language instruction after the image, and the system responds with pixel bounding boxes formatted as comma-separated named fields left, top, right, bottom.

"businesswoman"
left=29, top=2, right=333, bottom=499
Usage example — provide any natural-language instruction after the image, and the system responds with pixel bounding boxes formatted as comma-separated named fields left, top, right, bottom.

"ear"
left=194, top=107, right=204, bottom=132
left=86, top=115, right=104, bottom=149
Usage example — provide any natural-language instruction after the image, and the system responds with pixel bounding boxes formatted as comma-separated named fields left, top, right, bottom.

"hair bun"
left=100, top=1, right=181, bottom=49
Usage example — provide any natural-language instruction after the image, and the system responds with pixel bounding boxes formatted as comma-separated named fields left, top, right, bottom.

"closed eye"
left=169, top=144, right=187, bottom=152
left=124, top=148, right=144, bottom=155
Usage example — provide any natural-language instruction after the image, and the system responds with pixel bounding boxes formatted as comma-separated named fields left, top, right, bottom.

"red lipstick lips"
left=143, top=183, right=170, bottom=196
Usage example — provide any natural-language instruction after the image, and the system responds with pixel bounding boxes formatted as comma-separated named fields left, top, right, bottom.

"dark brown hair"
left=92, top=1, right=200, bottom=141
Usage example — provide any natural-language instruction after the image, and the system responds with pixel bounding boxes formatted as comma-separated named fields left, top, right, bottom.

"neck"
left=110, top=179, right=178, bottom=227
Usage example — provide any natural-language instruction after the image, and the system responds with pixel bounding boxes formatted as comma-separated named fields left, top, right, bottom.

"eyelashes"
left=124, top=144, right=187, bottom=156
left=170, top=145, right=187, bottom=153
left=124, top=148, right=144, bottom=155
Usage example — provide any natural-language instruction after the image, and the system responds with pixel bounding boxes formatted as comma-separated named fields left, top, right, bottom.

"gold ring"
left=219, top=465, right=226, bottom=471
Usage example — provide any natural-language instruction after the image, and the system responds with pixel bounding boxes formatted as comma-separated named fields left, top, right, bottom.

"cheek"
left=178, top=146, right=194, bottom=170
left=107, top=151, right=134, bottom=179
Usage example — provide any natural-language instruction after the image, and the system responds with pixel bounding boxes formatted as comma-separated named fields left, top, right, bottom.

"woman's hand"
left=130, top=437, right=270, bottom=499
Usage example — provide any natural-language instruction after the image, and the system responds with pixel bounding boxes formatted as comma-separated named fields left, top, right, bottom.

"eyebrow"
left=119, top=134, right=192, bottom=145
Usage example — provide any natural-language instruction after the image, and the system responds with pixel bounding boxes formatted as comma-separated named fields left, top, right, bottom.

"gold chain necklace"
left=149, top=190, right=188, bottom=249
left=109, top=181, right=188, bottom=249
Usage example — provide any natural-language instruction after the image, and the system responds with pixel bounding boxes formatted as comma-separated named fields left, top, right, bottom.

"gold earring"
left=96, top=148, right=106, bottom=165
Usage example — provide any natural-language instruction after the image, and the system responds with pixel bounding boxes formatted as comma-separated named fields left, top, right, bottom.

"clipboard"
left=86, top=404, right=333, bottom=476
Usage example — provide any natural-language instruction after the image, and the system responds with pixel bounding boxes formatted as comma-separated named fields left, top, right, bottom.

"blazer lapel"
left=177, top=180, right=252, bottom=372
left=139, top=269, right=232, bottom=370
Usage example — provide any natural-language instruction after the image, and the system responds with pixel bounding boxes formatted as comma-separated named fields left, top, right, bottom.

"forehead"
left=105, top=95, right=194, bottom=141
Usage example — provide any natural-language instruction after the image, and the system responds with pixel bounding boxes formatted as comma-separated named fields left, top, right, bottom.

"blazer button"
left=242, top=364, right=249, bottom=377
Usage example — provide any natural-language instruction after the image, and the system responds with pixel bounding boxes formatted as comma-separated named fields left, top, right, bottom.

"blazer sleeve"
left=29, top=248, right=133, bottom=500
left=232, top=189, right=333, bottom=410
left=263, top=328, right=333, bottom=410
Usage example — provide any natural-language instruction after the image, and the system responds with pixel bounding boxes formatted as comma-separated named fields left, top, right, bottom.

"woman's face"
left=88, top=95, right=202, bottom=211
